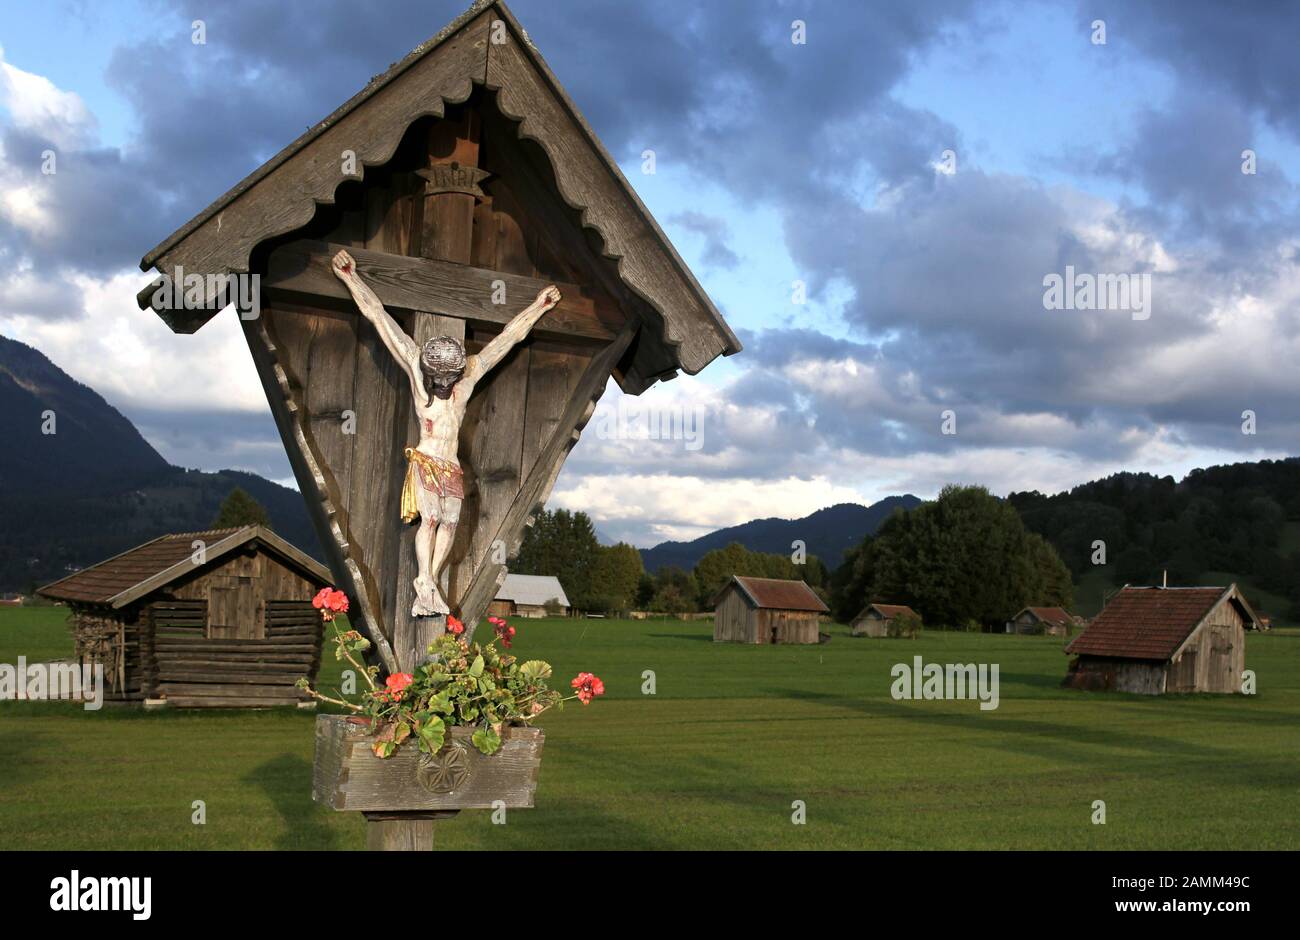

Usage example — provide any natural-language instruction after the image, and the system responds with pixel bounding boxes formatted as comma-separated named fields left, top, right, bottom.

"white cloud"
left=0, top=269, right=269, bottom=414
left=0, top=48, right=98, bottom=150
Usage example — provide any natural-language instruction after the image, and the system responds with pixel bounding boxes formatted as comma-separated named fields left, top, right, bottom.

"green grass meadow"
left=2, top=606, right=1297, bottom=850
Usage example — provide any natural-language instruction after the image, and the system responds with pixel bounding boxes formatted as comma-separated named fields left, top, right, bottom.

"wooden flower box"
left=312, top=714, right=545, bottom=812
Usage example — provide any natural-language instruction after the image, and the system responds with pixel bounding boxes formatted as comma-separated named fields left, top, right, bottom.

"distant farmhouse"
left=713, top=575, right=828, bottom=645
left=38, top=526, right=329, bottom=707
left=1063, top=585, right=1260, bottom=695
left=1006, top=606, right=1076, bottom=637
left=851, top=603, right=920, bottom=638
left=489, top=574, right=570, bottom=619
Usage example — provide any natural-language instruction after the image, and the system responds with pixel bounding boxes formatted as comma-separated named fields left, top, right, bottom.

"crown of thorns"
left=420, top=336, right=466, bottom=375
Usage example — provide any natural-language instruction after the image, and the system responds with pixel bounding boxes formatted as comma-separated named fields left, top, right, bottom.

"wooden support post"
left=377, top=109, right=483, bottom=850
left=363, top=811, right=460, bottom=851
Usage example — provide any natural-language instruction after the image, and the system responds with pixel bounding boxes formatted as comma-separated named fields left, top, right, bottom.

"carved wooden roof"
left=137, top=0, right=739, bottom=387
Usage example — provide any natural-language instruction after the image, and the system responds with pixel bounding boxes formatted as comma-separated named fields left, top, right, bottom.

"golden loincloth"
left=401, top=447, right=465, bottom=524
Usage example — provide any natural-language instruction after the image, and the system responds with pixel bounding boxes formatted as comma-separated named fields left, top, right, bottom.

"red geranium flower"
left=379, top=672, right=414, bottom=702
left=493, top=618, right=516, bottom=648
left=570, top=672, right=605, bottom=705
left=446, top=615, right=465, bottom=635
left=313, top=587, right=349, bottom=621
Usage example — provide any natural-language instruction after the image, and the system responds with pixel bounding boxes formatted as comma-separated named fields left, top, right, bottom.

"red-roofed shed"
left=712, top=575, right=828, bottom=645
left=1007, top=605, right=1077, bottom=637
left=1062, top=584, right=1260, bottom=694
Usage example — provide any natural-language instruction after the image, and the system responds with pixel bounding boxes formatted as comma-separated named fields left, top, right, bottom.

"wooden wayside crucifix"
left=137, top=0, right=739, bottom=850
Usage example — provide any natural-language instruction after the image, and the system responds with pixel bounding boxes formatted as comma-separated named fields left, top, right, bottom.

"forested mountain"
left=1008, top=459, right=1300, bottom=619
left=640, top=497, right=922, bottom=572
left=0, top=336, right=319, bottom=591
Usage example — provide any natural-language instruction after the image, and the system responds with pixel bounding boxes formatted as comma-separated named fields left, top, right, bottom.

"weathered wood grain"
left=240, top=310, right=400, bottom=674
left=313, top=716, right=544, bottom=811
left=264, top=240, right=620, bottom=342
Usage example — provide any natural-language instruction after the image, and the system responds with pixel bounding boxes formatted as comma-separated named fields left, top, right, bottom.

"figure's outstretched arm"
left=331, top=250, right=421, bottom=390
left=463, top=285, right=561, bottom=388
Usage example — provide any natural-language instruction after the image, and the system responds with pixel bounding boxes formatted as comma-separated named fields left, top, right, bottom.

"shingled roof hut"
left=850, top=603, right=921, bottom=638
left=38, top=526, right=330, bottom=707
left=1007, top=605, right=1076, bottom=637
left=1062, top=585, right=1260, bottom=694
left=712, top=575, right=828, bottom=645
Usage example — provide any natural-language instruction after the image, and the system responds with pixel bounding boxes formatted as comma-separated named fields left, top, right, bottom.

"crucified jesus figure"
left=331, top=249, right=561, bottom=618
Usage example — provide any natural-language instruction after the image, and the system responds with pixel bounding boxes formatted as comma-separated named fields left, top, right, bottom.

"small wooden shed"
left=37, top=526, right=330, bottom=707
left=1006, top=605, right=1075, bottom=637
left=1062, top=585, right=1260, bottom=695
left=851, top=603, right=920, bottom=638
left=488, top=573, right=570, bottom=618
left=712, top=576, right=827, bottom=645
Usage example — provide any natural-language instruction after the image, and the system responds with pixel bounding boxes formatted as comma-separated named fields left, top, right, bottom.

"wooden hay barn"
left=1006, top=605, right=1075, bottom=637
left=851, top=603, right=920, bottom=638
left=712, top=575, right=828, bottom=645
left=1062, top=585, right=1260, bottom=695
left=487, top=573, right=570, bottom=618
left=37, top=526, right=330, bottom=707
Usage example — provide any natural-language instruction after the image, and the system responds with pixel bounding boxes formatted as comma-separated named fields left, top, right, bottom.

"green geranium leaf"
left=417, top=716, right=446, bottom=754
left=469, top=655, right=485, bottom=678
left=519, top=660, right=552, bottom=681
left=471, top=726, right=502, bottom=755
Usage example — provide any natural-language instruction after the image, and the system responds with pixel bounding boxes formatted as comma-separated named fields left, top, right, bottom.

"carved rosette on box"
left=312, top=715, right=545, bottom=812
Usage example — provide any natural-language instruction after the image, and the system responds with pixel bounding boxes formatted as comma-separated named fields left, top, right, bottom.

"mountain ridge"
left=640, top=496, right=923, bottom=573
left=0, top=335, right=320, bottom=591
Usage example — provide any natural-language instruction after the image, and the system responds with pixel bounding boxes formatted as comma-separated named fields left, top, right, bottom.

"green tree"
left=652, top=566, right=698, bottom=613
left=587, top=542, right=644, bottom=613
left=831, top=485, right=1072, bottom=628
left=212, top=487, right=271, bottom=529
left=515, top=509, right=601, bottom=609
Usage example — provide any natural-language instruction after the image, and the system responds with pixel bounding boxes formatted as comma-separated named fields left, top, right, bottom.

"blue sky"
left=3, top=0, right=1300, bottom=546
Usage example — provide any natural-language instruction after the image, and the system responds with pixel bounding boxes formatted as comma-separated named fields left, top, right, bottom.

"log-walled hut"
left=1006, top=606, right=1076, bottom=637
left=37, top=526, right=330, bottom=707
left=1062, top=585, right=1260, bottom=694
left=851, top=603, right=920, bottom=638
left=713, top=575, right=828, bottom=645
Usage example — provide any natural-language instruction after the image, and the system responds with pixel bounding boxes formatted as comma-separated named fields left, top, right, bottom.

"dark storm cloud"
left=1086, top=0, right=1300, bottom=142
left=1090, top=89, right=1299, bottom=257
left=0, top=127, right=167, bottom=288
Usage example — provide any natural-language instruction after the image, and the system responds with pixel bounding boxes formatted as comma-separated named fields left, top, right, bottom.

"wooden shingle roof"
left=715, top=576, right=828, bottom=613
left=1065, top=585, right=1258, bottom=661
left=1019, top=606, right=1072, bottom=625
left=135, top=0, right=740, bottom=386
left=860, top=603, right=918, bottom=620
left=37, top=526, right=329, bottom=609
